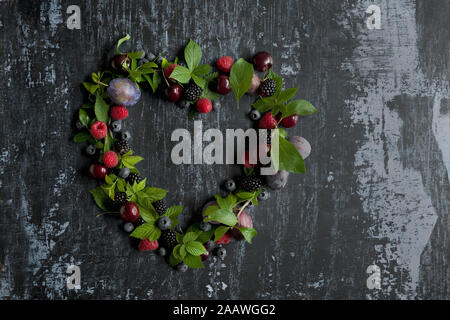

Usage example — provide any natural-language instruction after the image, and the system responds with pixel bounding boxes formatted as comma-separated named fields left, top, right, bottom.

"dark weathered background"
left=0, top=0, right=448, bottom=300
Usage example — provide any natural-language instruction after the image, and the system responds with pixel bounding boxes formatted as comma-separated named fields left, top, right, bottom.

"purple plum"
left=107, top=78, right=141, bottom=107
left=288, top=136, right=311, bottom=159
left=266, top=170, right=289, bottom=190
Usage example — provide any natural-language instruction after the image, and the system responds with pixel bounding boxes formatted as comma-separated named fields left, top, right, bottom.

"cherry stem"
left=96, top=211, right=119, bottom=218
left=236, top=199, right=252, bottom=219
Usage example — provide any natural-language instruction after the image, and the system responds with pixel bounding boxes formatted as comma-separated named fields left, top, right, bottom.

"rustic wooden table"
left=0, top=0, right=448, bottom=300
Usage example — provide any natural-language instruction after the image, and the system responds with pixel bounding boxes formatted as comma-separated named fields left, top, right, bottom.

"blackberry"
left=238, top=175, right=263, bottom=192
left=134, top=217, right=145, bottom=227
left=184, top=83, right=203, bottom=101
left=152, top=199, right=167, bottom=215
left=113, top=192, right=128, bottom=208
left=114, top=139, right=131, bottom=155
left=259, top=79, right=276, bottom=97
left=160, top=229, right=178, bottom=251
left=127, top=173, right=143, bottom=185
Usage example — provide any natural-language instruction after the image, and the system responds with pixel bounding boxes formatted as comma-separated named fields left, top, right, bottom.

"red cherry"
left=216, top=74, right=231, bottom=94
left=216, top=231, right=232, bottom=244
left=231, top=211, right=253, bottom=240
left=258, top=112, right=277, bottom=129
left=119, top=202, right=140, bottom=222
left=253, top=51, right=274, bottom=72
left=165, top=84, right=183, bottom=102
left=280, top=114, right=299, bottom=128
left=89, top=164, right=107, bottom=180
left=111, top=54, right=131, bottom=74
left=163, top=64, right=178, bottom=81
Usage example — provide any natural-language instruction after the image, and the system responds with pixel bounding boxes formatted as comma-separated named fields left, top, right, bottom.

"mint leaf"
left=251, top=96, right=277, bottom=112
left=200, top=86, right=220, bottom=101
left=183, top=232, right=199, bottom=244
left=184, top=39, right=202, bottom=71
left=192, top=64, right=211, bottom=76
left=173, top=244, right=185, bottom=260
left=202, top=205, right=219, bottom=217
left=204, top=72, right=219, bottom=82
left=164, top=205, right=183, bottom=218
left=169, top=253, right=182, bottom=267
left=205, top=209, right=237, bottom=227
left=214, top=194, right=236, bottom=211
left=94, top=93, right=109, bottom=123
left=137, top=204, right=158, bottom=223
left=235, top=191, right=254, bottom=201
left=79, top=109, right=90, bottom=127
left=285, top=99, right=318, bottom=117
left=127, top=51, right=144, bottom=59
left=238, top=227, right=257, bottom=244
left=122, top=155, right=144, bottom=167
left=73, top=131, right=90, bottom=143
left=130, top=223, right=161, bottom=241
left=142, top=187, right=167, bottom=202
left=278, top=88, right=298, bottom=103
left=89, top=187, right=110, bottom=210
left=170, top=66, right=191, bottom=84
left=184, top=254, right=204, bottom=269
left=185, top=241, right=206, bottom=256
left=83, top=82, right=99, bottom=94
left=116, top=34, right=130, bottom=55
left=229, top=58, right=254, bottom=109
left=103, top=132, right=112, bottom=153
left=214, top=226, right=230, bottom=242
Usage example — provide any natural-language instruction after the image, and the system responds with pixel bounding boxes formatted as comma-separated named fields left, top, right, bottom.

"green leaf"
left=184, top=39, right=202, bottom=71
left=278, top=88, right=298, bottom=103
left=214, top=194, right=236, bottom=211
left=127, top=51, right=144, bottom=59
left=203, top=205, right=219, bottom=217
left=200, top=86, right=220, bottom=101
left=229, top=58, right=254, bottom=109
left=78, top=109, right=90, bottom=127
left=169, top=253, right=182, bottom=267
left=176, top=232, right=184, bottom=243
left=185, top=241, right=207, bottom=256
left=94, top=93, right=109, bottom=123
left=183, top=254, right=204, bottom=269
left=116, top=34, right=130, bottom=55
left=179, top=244, right=187, bottom=258
left=139, top=61, right=158, bottom=70
left=238, top=227, right=257, bottom=244
left=130, top=223, right=161, bottom=241
left=205, top=209, right=238, bottom=227
left=183, top=232, right=199, bottom=244
left=165, top=205, right=183, bottom=218
left=284, top=99, right=318, bottom=117
left=103, top=132, right=112, bottom=153
left=142, top=187, right=167, bottom=202
left=271, top=131, right=306, bottom=173
left=172, top=244, right=183, bottom=260
left=204, top=72, right=219, bottom=82
left=83, top=82, right=99, bottom=94
left=138, top=205, right=157, bottom=223
left=191, top=74, right=206, bottom=89
left=214, top=226, right=230, bottom=242
left=197, top=228, right=214, bottom=244
left=89, top=187, right=110, bottom=211
left=122, top=155, right=144, bottom=167
left=170, top=66, right=191, bottom=83
left=235, top=191, right=254, bottom=201
left=192, top=64, right=211, bottom=76
left=73, top=131, right=90, bottom=143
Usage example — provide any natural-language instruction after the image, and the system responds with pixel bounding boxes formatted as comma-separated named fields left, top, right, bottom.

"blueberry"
left=258, top=190, right=270, bottom=201
left=118, top=167, right=130, bottom=179
left=85, top=144, right=96, bottom=156
left=200, top=221, right=211, bottom=232
left=121, top=131, right=131, bottom=141
left=157, top=247, right=167, bottom=257
left=138, top=58, right=149, bottom=66
left=157, top=216, right=171, bottom=230
left=215, top=247, right=227, bottom=260
left=177, top=263, right=188, bottom=272
left=179, top=100, right=191, bottom=109
left=75, top=120, right=84, bottom=130
left=249, top=110, right=261, bottom=121
left=123, top=222, right=134, bottom=233
left=224, top=179, right=236, bottom=192
left=213, top=100, right=221, bottom=110
left=110, top=120, right=122, bottom=132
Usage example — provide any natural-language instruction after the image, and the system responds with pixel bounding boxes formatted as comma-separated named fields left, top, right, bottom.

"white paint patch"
left=344, top=0, right=449, bottom=298
left=432, top=93, right=450, bottom=180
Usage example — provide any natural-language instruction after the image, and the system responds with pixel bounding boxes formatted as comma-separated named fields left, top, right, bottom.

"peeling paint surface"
left=0, top=0, right=449, bottom=299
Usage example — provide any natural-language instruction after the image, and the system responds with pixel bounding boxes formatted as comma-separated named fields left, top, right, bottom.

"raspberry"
left=102, top=151, right=119, bottom=168
left=138, top=239, right=159, bottom=251
left=196, top=98, right=212, bottom=114
left=90, top=121, right=107, bottom=139
left=216, top=56, right=233, bottom=73
left=110, top=105, right=128, bottom=120
left=258, top=112, right=277, bottom=129
left=216, top=231, right=232, bottom=245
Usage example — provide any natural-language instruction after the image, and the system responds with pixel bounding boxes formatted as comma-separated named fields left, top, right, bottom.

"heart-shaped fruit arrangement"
left=74, top=35, right=318, bottom=271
